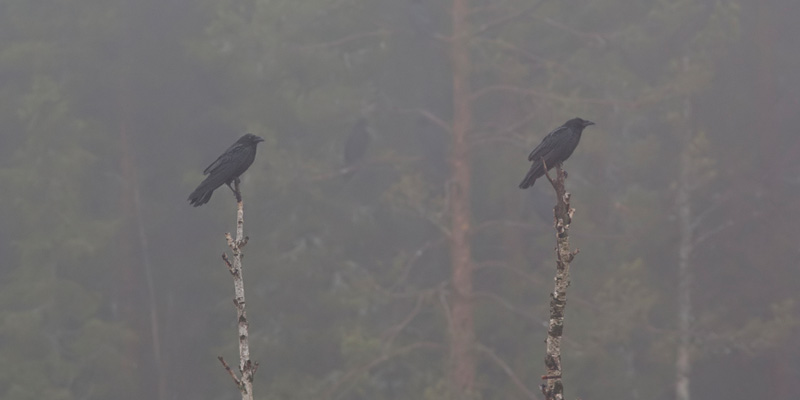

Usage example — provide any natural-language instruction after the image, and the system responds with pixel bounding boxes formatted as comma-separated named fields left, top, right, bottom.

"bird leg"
left=542, top=160, right=567, bottom=188
left=226, top=178, right=243, bottom=203
left=542, top=159, right=556, bottom=187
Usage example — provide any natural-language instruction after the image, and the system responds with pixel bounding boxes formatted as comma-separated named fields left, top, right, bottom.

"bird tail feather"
left=519, top=164, right=542, bottom=189
left=188, top=176, right=224, bottom=207
left=519, top=176, right=536, bottom=189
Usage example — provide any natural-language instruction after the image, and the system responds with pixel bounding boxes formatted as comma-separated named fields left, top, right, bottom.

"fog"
left=1, top=1, right=799, bottom=399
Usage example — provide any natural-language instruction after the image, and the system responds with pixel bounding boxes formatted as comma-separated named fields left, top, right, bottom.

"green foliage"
left=0, top=3, right=137, bottom=399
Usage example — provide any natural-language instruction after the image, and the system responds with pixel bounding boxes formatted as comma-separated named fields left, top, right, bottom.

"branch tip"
left=222, top=253, right=234, bottom=271
left=250, top=361, right=260, bottom=381
left=218, top=356, right=242, bottom=387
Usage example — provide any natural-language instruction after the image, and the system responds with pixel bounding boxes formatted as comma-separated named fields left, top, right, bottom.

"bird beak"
left=584, top=120, right=595, bottom=127
left=255, top=136, right=265, bottom=143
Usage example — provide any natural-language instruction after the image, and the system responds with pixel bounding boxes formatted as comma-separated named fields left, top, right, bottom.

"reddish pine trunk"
left=755, top=2, right=777, bottom=170
left=447, top=0, right=476, bottom=397
left=675, top=139, right=693, bottom=400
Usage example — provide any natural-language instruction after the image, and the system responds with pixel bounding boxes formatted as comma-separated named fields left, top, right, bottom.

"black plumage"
left=343, top=118, right=371, bottom=176
left=188, top=133, right=264, bottom=207
left=519, top=118, right=594, bottom=189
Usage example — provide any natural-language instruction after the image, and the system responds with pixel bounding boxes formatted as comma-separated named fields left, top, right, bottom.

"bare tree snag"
left=219, top=180, right=258, bottom=400
left=447, top=0, right=477, bottom=397
left=541, top=164, right=578, bottom=400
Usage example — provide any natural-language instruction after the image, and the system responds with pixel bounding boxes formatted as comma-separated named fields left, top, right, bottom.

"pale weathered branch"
left=218, top=356, right=242, bottom=388
left=540, top=164, right=577, bottom=400
left=218, top=180, right=258, bottom=400
left=397, top=107, right=453, bottom=135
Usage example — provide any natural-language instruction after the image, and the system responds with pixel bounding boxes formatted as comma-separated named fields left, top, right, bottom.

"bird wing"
left=527, top=125, right=567, bottom=161
left=203, top=142, right=240, bottom=175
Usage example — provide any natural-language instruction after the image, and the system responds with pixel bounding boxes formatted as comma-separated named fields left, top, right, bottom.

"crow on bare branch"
left=519, top=118, right=594, bottom=189
left=188, top=133, right=264, bottom=206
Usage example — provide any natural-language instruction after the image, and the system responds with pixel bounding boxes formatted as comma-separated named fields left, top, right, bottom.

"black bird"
left=188, top=133, right=264, bottom=207
left=342, top=118, right=371, bottom=177
left=519, top=118, right=594, bottom=189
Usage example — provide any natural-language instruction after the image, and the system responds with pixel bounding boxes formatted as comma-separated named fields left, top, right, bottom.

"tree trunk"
left=675, top=145, right=693, bottom=400
left=675, top=71, right=694, bottom=400
left=219, top=185, right=258, bottom=400
left=447, top=0, right=476, bottom=397
left=541, top=166, right=577, bottom=400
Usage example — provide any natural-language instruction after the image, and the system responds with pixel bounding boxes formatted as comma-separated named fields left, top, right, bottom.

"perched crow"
left=342, top=118, right=371, bottom=177
left=188, top=133, right=264, bottom=207
left=519, top=118, right=594, bottom=189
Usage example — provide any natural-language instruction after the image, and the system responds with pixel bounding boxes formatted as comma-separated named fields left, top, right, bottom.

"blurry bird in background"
left=409, top=0, right=435, bottom=38
left=342, top=117, right=372, bottom=179
left=519, top=118, right=594, bottom=189
left=188, top=133, right=264, bottom=207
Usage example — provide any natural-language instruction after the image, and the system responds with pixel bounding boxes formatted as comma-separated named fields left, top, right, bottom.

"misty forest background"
left=2, top=0, right=800, bottom=399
